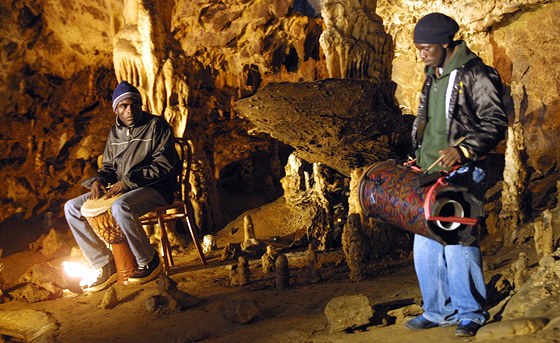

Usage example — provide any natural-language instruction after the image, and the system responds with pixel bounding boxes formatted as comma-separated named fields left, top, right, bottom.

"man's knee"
left=64, top=198, right=81, bottom=217
left=111, top=198, right=134, bottom=218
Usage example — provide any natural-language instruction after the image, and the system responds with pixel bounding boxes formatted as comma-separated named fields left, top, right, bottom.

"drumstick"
left=424, top=136, right=466, bottom=172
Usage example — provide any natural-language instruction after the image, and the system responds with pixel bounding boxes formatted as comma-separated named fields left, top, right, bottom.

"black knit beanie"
left=413, top=13, right=459, bottom=44
left=112, top=81, right=142, bottom=111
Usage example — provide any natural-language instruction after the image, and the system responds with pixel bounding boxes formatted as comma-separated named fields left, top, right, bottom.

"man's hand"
left=90, top=180, right=106, bottom=200
left=104, top=181, right=126, bottom=199
left=438, top=146, right=463, bottom=167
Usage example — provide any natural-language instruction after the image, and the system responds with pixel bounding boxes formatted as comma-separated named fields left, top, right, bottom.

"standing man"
left=64, top=81, right=180, bottom=291
left=405, top=13, right=508, bottom=337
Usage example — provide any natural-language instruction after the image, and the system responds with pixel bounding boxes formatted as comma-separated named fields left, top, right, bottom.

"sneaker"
left=455, top=320, right=481, bottom=337
left=405, top=315, right=439, bottom=330
left=128, top=252, right=162, bottom=284
left=85, top=259, right=117, bottom=292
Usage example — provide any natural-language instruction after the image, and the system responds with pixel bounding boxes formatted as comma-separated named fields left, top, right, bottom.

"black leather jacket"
left=411, top=58, right=508, bottom=161
left=95, top=112, right=180, bottom=203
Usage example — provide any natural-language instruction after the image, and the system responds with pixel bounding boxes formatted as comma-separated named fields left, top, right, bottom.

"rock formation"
left=0, top=0, right=558, bottom=263
left=236, top=79, right=413, bottom=176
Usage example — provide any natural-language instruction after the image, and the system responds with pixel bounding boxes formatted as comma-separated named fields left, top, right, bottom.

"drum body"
left=358, top=160, right=482, bottom=245
left=80, top=196, right=137, bottom=283
left=81, top=197, right=126, bottom=244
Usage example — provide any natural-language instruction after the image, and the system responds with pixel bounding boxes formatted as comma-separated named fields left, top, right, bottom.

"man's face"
left=415, top=43, right=447, bottom=68
left=114, top=98, right=142, bottom=127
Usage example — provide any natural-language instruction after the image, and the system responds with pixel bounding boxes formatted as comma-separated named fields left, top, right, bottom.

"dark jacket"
left=94, top=112, right=180, bottom=203
left=411, top=55, right=508, bottom=162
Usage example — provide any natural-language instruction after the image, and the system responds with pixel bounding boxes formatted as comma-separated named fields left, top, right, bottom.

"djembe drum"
left=81, top=196, right=137, bottom=284
left=358, top=160, right=483, bottom=245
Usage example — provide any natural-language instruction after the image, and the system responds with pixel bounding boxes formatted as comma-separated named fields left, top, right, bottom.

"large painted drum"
left=358, top=160, right=482, bottom=245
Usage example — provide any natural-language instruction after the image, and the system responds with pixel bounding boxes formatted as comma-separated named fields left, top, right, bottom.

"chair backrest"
left=174, top=137, right=192, bottom=203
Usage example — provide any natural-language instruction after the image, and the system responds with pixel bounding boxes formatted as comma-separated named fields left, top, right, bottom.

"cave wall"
left=375, top=0, right=560, bottom=241
left=0, top=0, right=329, bottom=232
left=1, top=0, right=559, bottom=248
left=0, top=0, right=123, bottom=221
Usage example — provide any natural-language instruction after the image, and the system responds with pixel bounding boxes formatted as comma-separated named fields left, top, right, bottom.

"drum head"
left=80, top=195, right=121, bottom=218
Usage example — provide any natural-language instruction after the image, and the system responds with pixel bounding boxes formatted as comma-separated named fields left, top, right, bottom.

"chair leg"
left=184, top=215, right=207, bottom=266
left=157, top=212, right=173, bottom=275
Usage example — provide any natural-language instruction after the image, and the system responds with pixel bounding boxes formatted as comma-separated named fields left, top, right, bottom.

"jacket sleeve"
left=120, top=122, right=178, bottom=190
left=96, top=137, right=118, bottom=186
left=81, top=132, right=118, bottom=189
left=411, top=76, right=431, bottom=154
left=460, top=65, right=508, bottom=160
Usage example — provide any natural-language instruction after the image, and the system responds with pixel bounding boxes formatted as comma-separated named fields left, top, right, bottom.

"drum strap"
left=423, top=175, right=478, bottom=226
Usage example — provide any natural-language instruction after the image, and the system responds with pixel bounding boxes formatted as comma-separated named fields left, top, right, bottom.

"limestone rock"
left=9, top=284, right=59, bottom=303
left=236, top=79, right=413, bottom=177
left=544, top=316, right=560, bottom=332
left=0, top=309, right=58, bottom=343
left=387, top=304, right=423, bottom=324
left=476, top=317, right=549, bottom=340
left=324, top=294, right=373, bottom=334
left=320, top=0, right=392, bottom=80
left=14, top=262, right=67, bottom=301
left=221, top=242, right=242, bottom=262
left=155, top=274, right=200, bottom=311
left=502, top=255, right=560, bottom=320
left=221, top=298, right=261, bottom=324
left=37, top=228, right=73, bottom=260
left=0, top=248, right=4, bottom=294
left=99, top=286, right=118, bottom=309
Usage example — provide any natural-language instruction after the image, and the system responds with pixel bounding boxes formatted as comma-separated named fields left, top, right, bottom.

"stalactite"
left=319, top=0, right=391, bottom=81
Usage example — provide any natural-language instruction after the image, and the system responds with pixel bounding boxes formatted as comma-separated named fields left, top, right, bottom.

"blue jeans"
left=413, top=234, right=488, bottom=324
left=64, top=188, right=168, bottom=269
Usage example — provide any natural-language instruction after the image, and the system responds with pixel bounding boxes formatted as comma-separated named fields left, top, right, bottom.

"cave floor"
left=0, top=199, right=556, bottom=343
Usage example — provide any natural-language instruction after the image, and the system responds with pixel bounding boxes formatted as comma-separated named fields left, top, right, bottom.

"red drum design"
left=358, top=160, right=482, bottom=245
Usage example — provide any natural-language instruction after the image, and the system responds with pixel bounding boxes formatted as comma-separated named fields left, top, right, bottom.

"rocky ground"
left=0, top=197, right=559, bottom=343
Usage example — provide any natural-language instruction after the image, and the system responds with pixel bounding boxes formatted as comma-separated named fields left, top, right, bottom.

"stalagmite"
left=229, top=256, right=250, bottom=286
left=241, top=215, right=259, bottom=250
left=534, top=210, right=555, bottom=257
left=261, top=245, right=276, bottom=274
left=238, top=256, right=250, bottom=286
left=511, top=252, right=529, bottom=291
left=307, top=242, right=321, bottom=283
left=221, top=242, right=241, bottom=262
left=202, top=234, right=217, bottom=254
left=275, top=254, right=289, bottom=291
left=342, top=213, right=366, bottom=282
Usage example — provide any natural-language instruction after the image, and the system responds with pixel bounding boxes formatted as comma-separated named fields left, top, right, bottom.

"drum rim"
left=80, top=195, right=122, bottom=218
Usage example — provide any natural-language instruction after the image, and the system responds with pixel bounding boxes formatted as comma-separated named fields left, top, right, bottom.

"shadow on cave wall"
left=216, top=144, right=294, bottom=224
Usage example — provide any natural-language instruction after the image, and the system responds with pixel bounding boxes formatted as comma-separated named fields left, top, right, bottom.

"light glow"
left=62, top=261, right=100, bottom=288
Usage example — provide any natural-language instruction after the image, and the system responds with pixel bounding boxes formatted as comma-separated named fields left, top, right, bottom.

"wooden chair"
left=140, top=137, right=206, bottom=274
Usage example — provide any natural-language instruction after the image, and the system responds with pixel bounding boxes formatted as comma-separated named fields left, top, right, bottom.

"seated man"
left=64, top=80, right=180, bottom=291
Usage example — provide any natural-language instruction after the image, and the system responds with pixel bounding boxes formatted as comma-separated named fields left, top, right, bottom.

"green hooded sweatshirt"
left=416, top=41, right=478, bottom=170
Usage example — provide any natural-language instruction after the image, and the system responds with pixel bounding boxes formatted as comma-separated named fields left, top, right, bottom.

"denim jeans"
left=64, top=187, right=168, bottom=269
left=413, top=233, right=488, bottom=325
